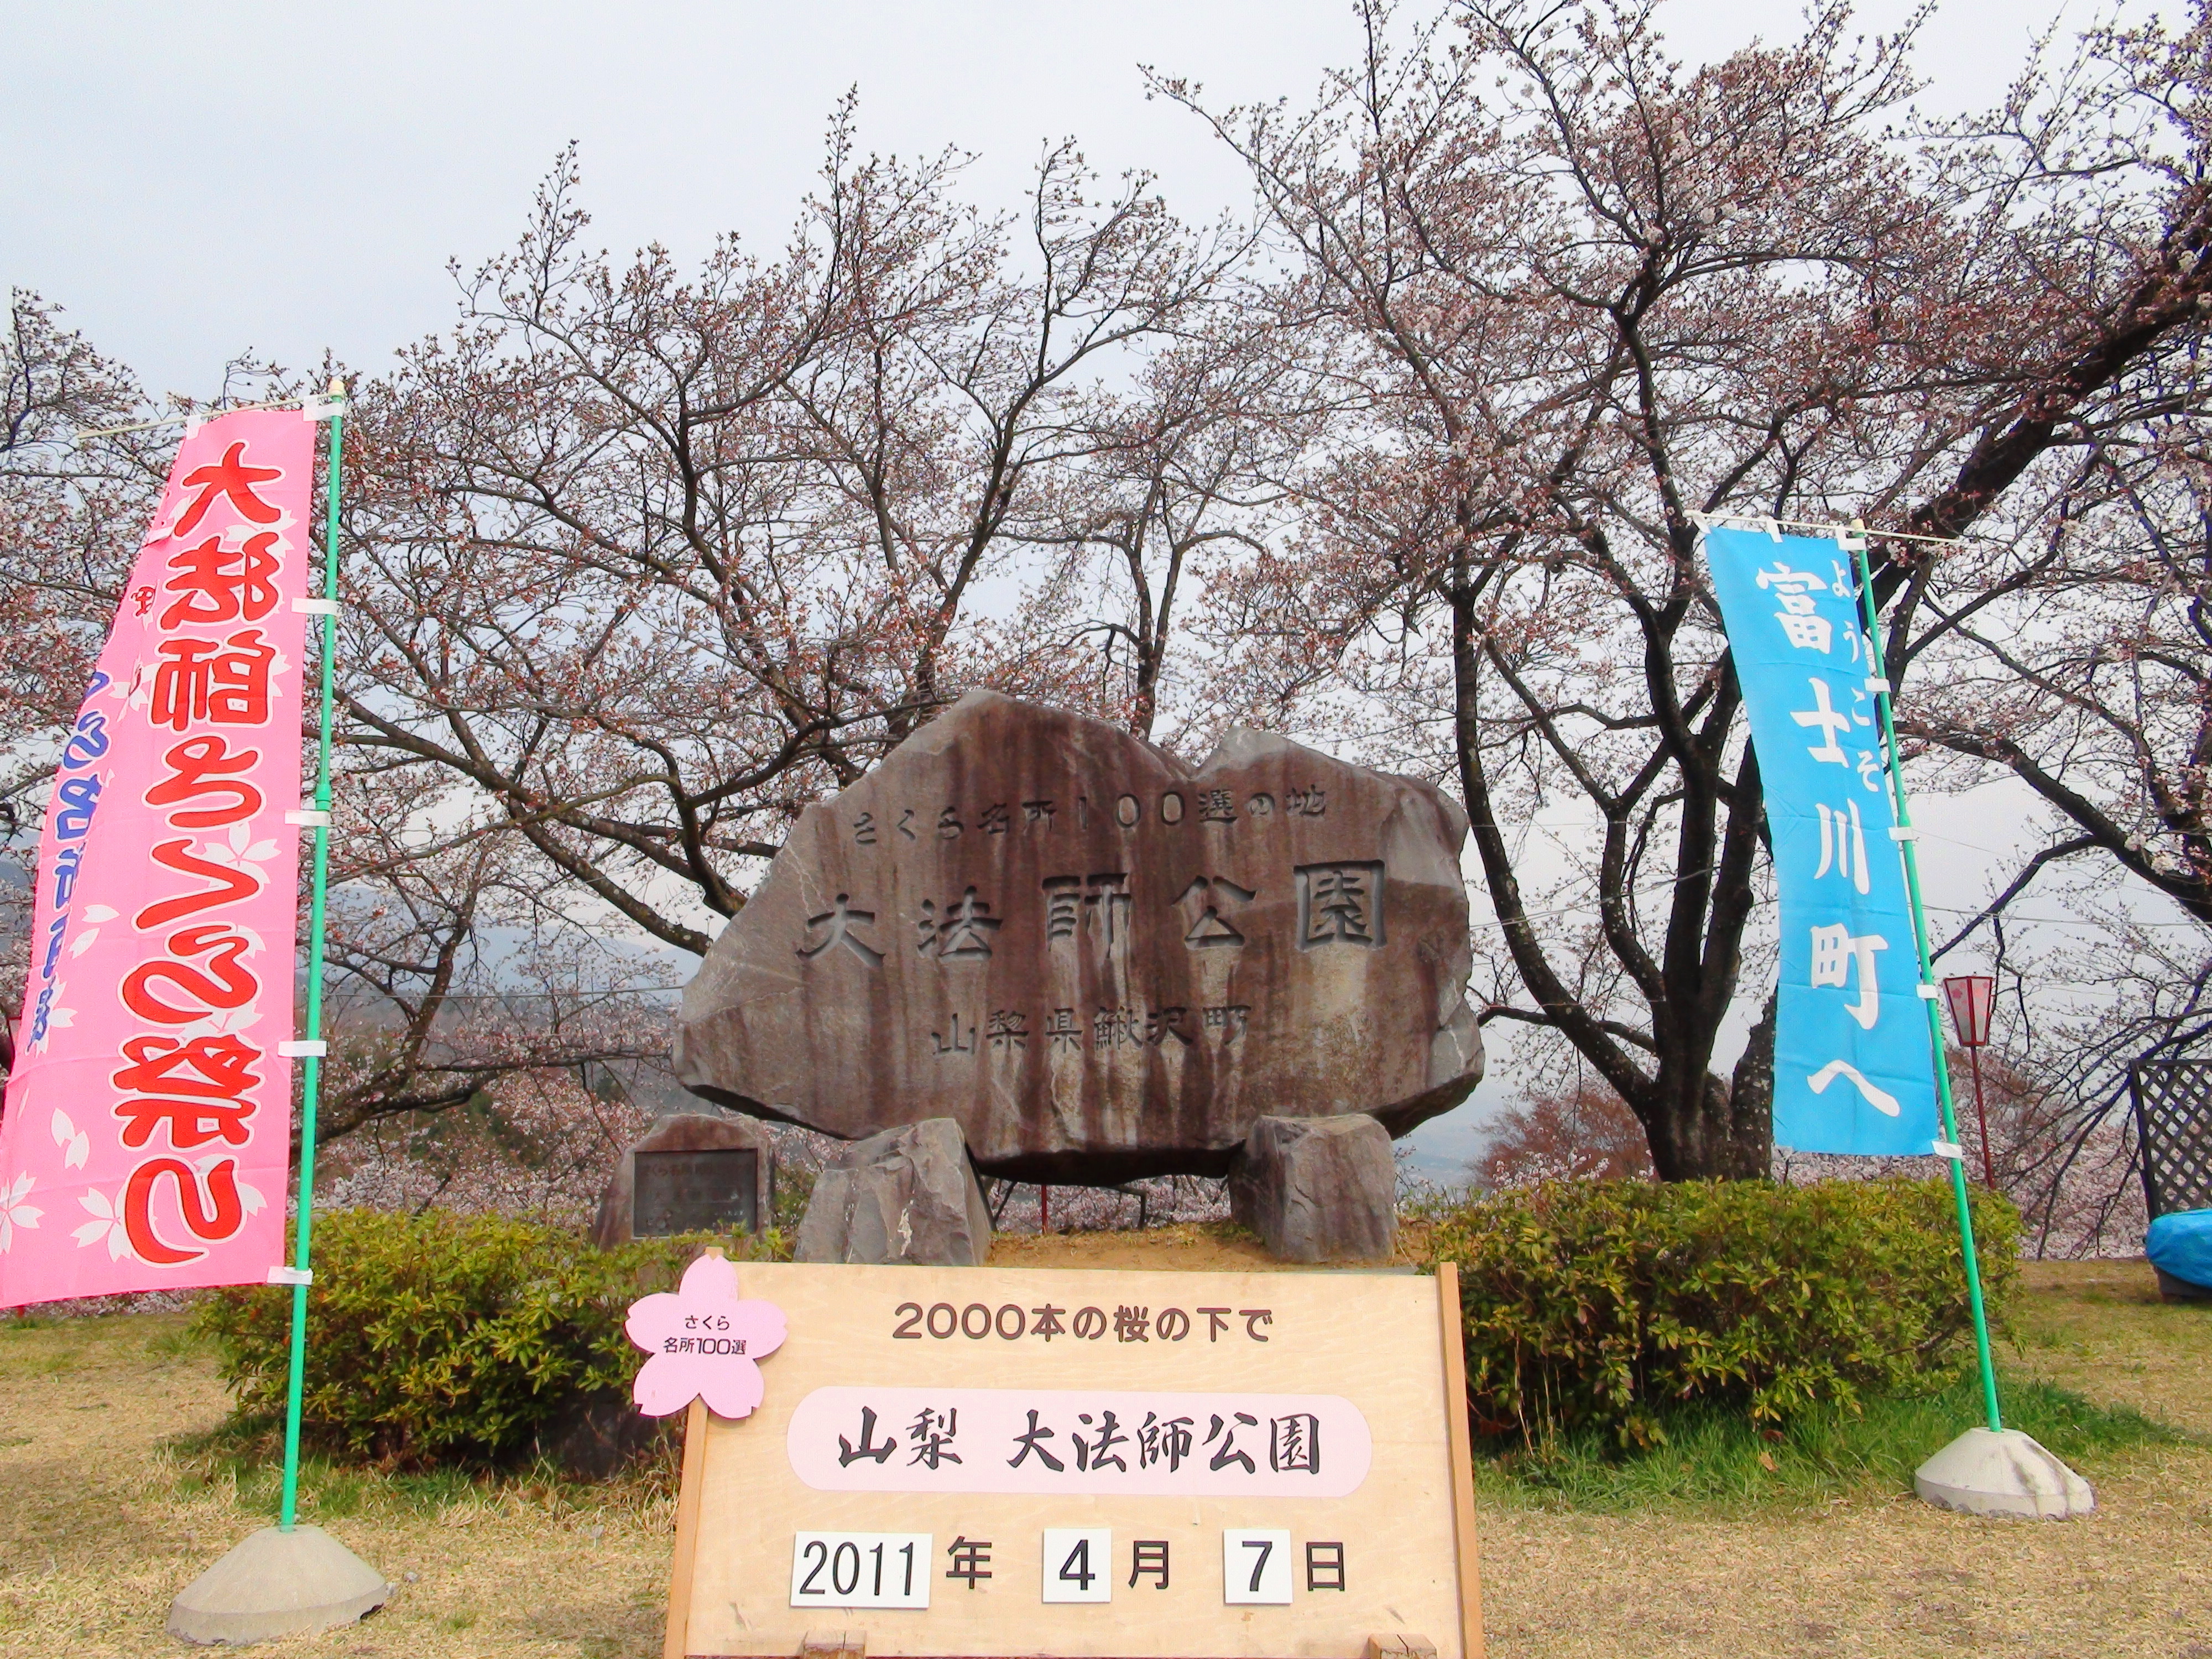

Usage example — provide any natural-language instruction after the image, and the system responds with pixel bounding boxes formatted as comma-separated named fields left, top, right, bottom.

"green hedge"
left=1420, top=1178, right=2019, bottom=1447
left=194, top=1210, right=781, bottom=1467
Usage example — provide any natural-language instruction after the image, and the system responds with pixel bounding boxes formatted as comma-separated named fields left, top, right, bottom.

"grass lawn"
left=1470, top=1258, right=2212, bottom=1657
left=1, top=1241, right=2208, bottom=1657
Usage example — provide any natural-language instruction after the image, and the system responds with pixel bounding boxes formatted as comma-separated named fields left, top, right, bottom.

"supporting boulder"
left=1229, top=1113, right=1397, bottom=1262
left=796, top=1118, right=992, bottom=1265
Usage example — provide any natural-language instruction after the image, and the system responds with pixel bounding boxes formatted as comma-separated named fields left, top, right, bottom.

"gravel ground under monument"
left=1, top=1249, right=2206, bottom=1659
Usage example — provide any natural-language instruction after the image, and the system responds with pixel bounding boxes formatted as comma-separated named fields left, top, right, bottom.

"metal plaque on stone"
left=592, top=1111, right=775, bottom=1248
left=633, top=1147, right=760, bottom=1237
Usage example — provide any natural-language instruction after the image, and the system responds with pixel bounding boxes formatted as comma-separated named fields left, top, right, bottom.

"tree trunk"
left=1724, top=990, right=1779, bottom=1177
left=1631, top=993, right=1776, bottom=1181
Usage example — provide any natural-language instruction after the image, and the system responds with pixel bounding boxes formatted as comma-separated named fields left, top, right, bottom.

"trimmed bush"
left=194, top=1209, right=782, bottom=1467
left=1418, top=1177, right=2019, bottom=1447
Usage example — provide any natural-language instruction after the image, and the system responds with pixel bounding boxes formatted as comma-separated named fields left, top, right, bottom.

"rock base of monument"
left=796, top=1118, right=992, bottom=1265
left=166, top=1524, right=389, bottom=1645
left=1228, top=1114, right=1397, bottom=1263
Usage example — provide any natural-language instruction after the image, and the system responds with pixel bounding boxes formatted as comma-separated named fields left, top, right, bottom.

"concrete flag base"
left=167, top=1524, right=390, bottom=1645
left=1913, top=1427, right=2095, bottom=1519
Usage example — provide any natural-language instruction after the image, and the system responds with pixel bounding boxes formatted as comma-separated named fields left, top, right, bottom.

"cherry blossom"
left=71, top=1186, right=134, bottom=1260
left=0, top=1173, right=40, bottom=1253
left=65, top=903, right=117, bottom=960
left=48, top=1108, right=87, bottom=1170
left=624, top=1253, right=787, bottom=1420
left=197, top=821, right=282, bottom=877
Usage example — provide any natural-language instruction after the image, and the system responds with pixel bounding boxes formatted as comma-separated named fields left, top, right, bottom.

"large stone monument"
left=674, top=691, right=1484, bottom=1254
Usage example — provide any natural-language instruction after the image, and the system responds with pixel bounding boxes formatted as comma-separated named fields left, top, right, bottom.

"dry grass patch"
left=1479, top=1448, right=2212, bottom=1658
left=2012, top=1258, right=2212, bottom=1434
left=0, top=1313, right=673, bottom=1657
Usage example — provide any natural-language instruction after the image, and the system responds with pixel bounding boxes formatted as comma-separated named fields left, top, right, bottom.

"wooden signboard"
left=657, top=1261, right=1482, bottom=1659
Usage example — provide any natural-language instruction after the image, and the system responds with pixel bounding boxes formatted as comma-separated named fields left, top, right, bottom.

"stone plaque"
left=592, top=1112, right=774, bottom=1248
left=635, top=1147, right=759, bottom=1236
left=673, top=691, right=1484, bottom=1182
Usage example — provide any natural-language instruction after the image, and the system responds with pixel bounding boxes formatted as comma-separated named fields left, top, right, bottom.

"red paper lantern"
left=1940, top=973, right=1999, bottom=1187
left=1942, top=974, right=1995, bottom=1048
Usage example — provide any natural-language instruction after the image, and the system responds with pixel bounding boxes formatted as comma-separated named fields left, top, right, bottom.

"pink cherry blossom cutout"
left=624, top=1253, right=787, bottom=1418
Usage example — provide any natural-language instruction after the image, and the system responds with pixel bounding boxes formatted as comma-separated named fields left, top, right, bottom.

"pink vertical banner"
left=0, top=408, right=316, bottom=1305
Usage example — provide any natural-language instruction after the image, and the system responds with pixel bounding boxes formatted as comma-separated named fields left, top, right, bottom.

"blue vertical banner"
left=1703, top=525, right=1939, bottom=1155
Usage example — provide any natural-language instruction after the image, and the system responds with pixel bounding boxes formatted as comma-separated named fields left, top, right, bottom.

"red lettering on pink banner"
left=123, top=1157, right=246, bottom=1265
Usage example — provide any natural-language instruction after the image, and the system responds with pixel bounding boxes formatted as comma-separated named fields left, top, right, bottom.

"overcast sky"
left=8, top=0, right=2099, bottom=401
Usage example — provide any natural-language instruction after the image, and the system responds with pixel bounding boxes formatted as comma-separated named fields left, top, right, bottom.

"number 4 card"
left=1042, top=1528, right=1113, bottom=1604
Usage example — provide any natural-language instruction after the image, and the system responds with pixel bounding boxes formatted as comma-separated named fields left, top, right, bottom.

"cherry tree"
left=1036, top=331, right=1320, bottom=743
left=1162, top=0, right=2212, bottom=1178
left=1477, top=1080, right=1654, bottom=1188
left=1863, top=5, right=2212, bottom=1235
left=0, top=297, right=667, bottom=1157
left=338, top=123, right=1235, bottom=956
left=14, top=10, right=2212, bottom=1213
left=0, top=293, right=180, bottom=839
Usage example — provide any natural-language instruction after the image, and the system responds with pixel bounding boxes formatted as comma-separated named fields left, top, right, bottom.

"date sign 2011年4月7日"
left=633, top=1259, right=1484, bottom=1659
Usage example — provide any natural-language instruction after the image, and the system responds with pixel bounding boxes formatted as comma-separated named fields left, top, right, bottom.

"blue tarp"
left=2146, top=1208, right=2212, bottom=1290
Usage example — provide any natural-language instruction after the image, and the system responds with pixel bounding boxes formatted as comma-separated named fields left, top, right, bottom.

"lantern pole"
left=1968, top=1046, right=1994, bottom=1188
left=1942, top=975, right=1999, bottom=1189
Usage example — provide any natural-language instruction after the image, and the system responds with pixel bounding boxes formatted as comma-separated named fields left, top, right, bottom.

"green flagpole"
left=1844, top=519, right=2004, bottom=1436
left=278, top=379, right=345, bottom=1531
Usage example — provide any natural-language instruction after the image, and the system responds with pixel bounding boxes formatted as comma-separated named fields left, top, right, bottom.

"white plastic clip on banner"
left=1931, top=1141, right=1965, bottom=1161
left=277, top=1039, right=328, bottom=1058
left=284, top=808, right=330, bottom=827
left=300, top=394, right=347, bottom=424
left=1864, top=676, right=1891, bottom=694
left=1917, top=983, right=1942, bottom=1000
left=1890, top=826, right=1919, bottom=841
left=291, top=596, right=340, bottom=615
left=266, top=1265, right=314, bottom=1286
